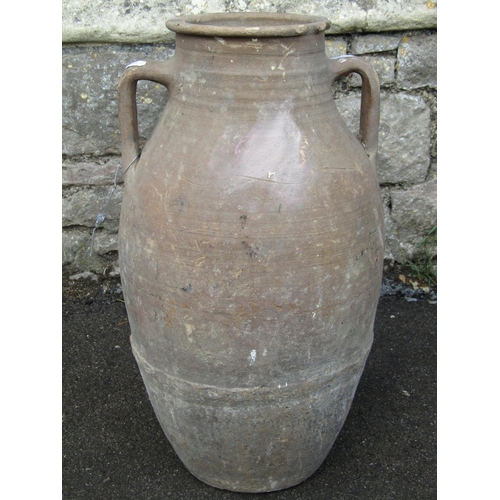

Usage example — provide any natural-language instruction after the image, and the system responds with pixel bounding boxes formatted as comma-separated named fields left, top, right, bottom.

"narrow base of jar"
left=131, top=339, right=370, bottom=493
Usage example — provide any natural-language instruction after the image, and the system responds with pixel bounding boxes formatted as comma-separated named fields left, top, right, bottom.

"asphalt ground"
left=62, top=278, right=436, bottom=499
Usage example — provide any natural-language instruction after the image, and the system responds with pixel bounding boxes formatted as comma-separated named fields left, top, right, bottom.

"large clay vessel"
left=118, top=12, right=384, bottom=493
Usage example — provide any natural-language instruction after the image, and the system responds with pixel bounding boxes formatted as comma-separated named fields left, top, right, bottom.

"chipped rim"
left=166, top=12, right=330, bottom=38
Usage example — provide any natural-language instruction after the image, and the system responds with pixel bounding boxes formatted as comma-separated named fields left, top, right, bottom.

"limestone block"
left=62, top=0, right=437, bottom=43
left=346, top=55, right=395, bottom=87
left=62, top=45, right=173, bottom=156
left=390, top=180, right=437, bottom=261
left=325, top=38, right=347, bottom=58
left=351, top=34, right=401, bottom=54
left=92, top=231, right=119, bottom=255
left=397, top=33, right=437, bottom=90
left=62, top=186, right=123, bottom=232
left=62, top=229, right=89, bottom=267
left=62, top=157, right=122, bottom=186
left=427, top=160, right=437, bottom=181
left=383, top=203, right=397, bottom=265
left=334, top=93, right=431, bottom=184
left=63, top=229, right=119, bottom=271
left=379, top=187, right=396, bottom=265
left=63, top=229, right=107, bottom=271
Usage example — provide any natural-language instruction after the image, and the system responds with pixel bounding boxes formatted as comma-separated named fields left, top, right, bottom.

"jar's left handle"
left=118, top=60, right=174, bottom=169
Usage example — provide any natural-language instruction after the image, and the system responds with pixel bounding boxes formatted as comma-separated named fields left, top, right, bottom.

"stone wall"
left=62, top=0, right=437, bottom=274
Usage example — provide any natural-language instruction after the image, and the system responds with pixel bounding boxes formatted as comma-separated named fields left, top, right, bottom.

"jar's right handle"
left=118, top=60, right=174, bottom=171
left=328, top=56, right=380, bottom=169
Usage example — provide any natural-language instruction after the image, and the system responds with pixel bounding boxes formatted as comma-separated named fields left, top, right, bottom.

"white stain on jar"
left=248, top=349, right=257, bottom=365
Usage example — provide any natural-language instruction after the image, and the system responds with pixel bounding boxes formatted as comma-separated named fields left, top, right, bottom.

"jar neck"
left=169, top=33, right=332, bottom=108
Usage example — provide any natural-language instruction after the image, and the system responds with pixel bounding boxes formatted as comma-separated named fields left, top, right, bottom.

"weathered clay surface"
left=118, top=13, right=384, bottom=492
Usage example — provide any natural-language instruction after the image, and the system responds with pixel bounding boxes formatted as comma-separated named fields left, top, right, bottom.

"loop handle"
left=118, top=60, right=174, bottom=169
left=329, top=56, right=380, bottom=169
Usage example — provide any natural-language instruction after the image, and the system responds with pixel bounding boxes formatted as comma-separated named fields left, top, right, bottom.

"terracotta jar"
left=118, top=12, right=384, bottom=493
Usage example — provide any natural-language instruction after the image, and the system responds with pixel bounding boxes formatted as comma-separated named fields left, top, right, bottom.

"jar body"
left=119, top=23, right=384, bottom=493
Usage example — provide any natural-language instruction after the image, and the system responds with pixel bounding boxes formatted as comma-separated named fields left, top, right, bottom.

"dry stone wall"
left=62, top=1, right=437, bottom=274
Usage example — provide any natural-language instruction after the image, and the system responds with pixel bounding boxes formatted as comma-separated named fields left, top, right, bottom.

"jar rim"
left=166, top=12, right=330, bottom=38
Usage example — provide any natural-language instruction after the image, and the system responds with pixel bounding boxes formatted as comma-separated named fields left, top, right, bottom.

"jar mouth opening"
left=166, top=12, right=330, bottom=38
